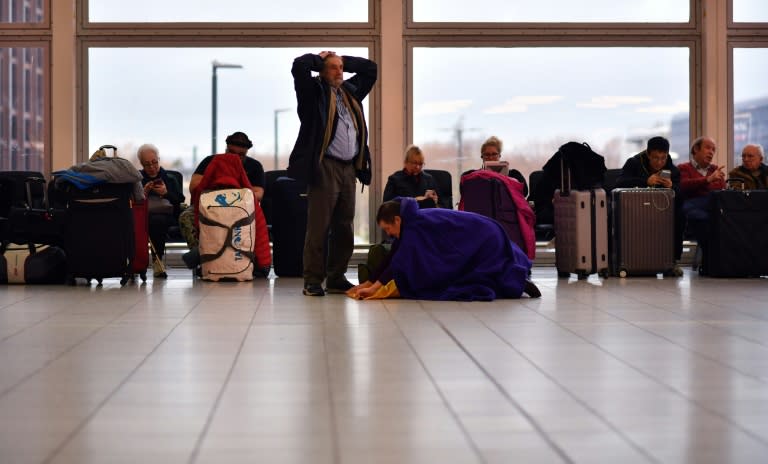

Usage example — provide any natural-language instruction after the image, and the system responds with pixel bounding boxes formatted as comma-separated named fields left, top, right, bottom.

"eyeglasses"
left=482, top=152, right=500, bottom=158
left=141, top=159, right=159, bottom=167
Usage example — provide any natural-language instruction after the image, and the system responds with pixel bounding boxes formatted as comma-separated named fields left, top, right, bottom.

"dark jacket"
left=616, top=150, right=680, bottom=193
left=140, top=166, right=185, bottom=209
left=287, top=54, right=378, bottom=187
left=383, top=170, right=447, bottom=209
left=727, top=164, right=768, bottom=190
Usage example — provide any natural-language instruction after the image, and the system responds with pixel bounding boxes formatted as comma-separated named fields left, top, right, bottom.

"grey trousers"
left=303, top=158, right=356, bottom=285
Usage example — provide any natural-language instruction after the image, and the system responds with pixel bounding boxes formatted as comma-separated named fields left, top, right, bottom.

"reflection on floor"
left=0, top=268, right=767, bottom=464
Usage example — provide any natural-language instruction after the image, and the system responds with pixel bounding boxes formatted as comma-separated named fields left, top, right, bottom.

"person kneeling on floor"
left=348, top=197, right=541, bottom=301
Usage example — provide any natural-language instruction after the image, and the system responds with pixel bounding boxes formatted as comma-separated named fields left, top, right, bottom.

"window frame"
left=406, top=0, right=697, bottom=29
left=0, top=39, right=49, bottom=172
left=0, top=0, right=50, bottom=29
left=728, top=40, right=768, bottom=168
left=79, top=0, right=375, bottom=31
left=78, top=0, right=382, bottom=241
left=404, top=0, right=703, bottom=159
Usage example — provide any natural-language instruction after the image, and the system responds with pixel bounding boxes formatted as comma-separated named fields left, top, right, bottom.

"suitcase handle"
left=559, top=155, right=572, bottom=196
left=25, top=177, right=49, bottom=211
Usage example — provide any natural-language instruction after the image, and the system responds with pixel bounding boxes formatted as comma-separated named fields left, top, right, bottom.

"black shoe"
left=303, top=283, right=325, bottom=297
left=182, top=248, right=200, bottom=269
left=524, top=280, right=541, bottom=298
left=325, top=279, right=354, bottom=294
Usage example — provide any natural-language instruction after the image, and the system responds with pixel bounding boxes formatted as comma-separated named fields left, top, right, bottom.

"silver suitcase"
left=553, top=189, right=609, bottom=278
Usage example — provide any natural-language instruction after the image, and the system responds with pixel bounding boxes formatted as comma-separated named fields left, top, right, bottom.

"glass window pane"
left=0, top=0, right=45, bottom=24
left=733, top=48, right=768, bottom=167
left=89, top=0, right=367, bottom=23
left=0, top=46, right=46, bottom=172
left=413, top=0, right=689, bottom=23
left=733, top=0, right=768, bottom=23
left=89, top=47, right=372, bottom=243
left=413, top=47, right=689, bottom=198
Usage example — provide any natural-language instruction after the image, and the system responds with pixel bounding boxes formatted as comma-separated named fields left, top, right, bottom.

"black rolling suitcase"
left=0, top=171, right=64, bottom=246
left=63, top=183, right=135, bottom=285
left=703, top=190, right=768, bottom=277
left=270, top=177, right=307, bottom=277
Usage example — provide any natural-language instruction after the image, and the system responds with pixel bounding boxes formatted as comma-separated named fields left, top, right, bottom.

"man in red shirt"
left=677, top=136, right=726, bottom=257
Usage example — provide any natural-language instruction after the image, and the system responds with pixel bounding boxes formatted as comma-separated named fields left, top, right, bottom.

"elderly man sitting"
left=728, top=144, right=768, bottom=190
left=677, top=136, right=726, bottom=257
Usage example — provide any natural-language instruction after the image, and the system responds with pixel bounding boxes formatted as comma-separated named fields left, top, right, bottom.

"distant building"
left=0, top=0, right=46, bottom=171
left=670, top=96, right=768, bottom=166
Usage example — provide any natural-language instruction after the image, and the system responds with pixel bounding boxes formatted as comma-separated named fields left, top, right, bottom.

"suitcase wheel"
left=618, top=269, right=628, bottom=278
left=598, top=269, right=609, bottom=278
left=557, top=271, right=570, bottom=278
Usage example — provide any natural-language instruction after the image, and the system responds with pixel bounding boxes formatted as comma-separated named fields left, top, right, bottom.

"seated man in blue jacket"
left=615, top=136, right=684, bottom=276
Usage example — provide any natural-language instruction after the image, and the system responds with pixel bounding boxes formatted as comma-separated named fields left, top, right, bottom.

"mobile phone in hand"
left=660, top=169, right=671, bottom=180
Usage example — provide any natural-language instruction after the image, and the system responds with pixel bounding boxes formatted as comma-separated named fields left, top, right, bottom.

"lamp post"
left=211, top=60, right=243, bottom=155
left=273, top=108, right=291, bottom=170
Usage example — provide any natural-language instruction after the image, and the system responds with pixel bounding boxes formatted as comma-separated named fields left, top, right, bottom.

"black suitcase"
left=63, top=183, right=135, bottom=285
left=0, top=171, right=46, bottom=217
left=0, top=172, right=65, bottom=246
left=703, top=190, right=768, bottom=277
left=270, top=177, right=307, bottom=277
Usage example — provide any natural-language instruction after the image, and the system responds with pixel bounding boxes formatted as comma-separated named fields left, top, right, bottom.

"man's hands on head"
left=318, top=51, right=337, bottom=59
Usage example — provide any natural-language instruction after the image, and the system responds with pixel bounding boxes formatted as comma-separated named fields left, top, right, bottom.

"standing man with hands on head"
left=288, top=50, right=378, bottom=297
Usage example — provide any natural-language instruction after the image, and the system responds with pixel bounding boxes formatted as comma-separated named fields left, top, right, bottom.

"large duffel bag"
left=199, top=188, right=257, bottom=281
left=0, top=242, right=67, bottom=284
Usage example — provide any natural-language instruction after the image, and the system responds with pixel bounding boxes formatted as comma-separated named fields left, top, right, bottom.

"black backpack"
left=543, top=141, right=607, bottom=191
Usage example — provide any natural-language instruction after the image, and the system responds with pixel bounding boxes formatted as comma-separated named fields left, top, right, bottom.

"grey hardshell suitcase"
left=611, top=188, right=676, bottom=277
left=554, top=189, right=609, bottom=279
left=552, top=153, right=609, bottom=279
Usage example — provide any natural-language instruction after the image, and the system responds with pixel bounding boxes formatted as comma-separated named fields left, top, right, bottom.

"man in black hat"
left=179, top=131, right=266, bottom=259
left=189, top=131, right=265, bottom=201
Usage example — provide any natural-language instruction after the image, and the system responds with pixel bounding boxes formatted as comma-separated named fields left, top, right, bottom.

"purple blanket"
left=389, top=198, right=532, bottom=301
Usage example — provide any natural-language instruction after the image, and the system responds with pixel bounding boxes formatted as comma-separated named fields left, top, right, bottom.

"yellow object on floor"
left=364, top=280, right=400, bottom=300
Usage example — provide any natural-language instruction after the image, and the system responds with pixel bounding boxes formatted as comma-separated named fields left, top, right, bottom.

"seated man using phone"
left=616, top=136, right=684, bottom=274
left=138, top=143, right=185, bottom=278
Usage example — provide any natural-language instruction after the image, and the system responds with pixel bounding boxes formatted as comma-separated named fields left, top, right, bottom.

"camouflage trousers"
left=177, top=205, right=198, bottom=248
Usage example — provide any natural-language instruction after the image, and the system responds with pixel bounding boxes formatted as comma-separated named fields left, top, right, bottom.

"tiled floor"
left=1, top=268, right=767, bottom=464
